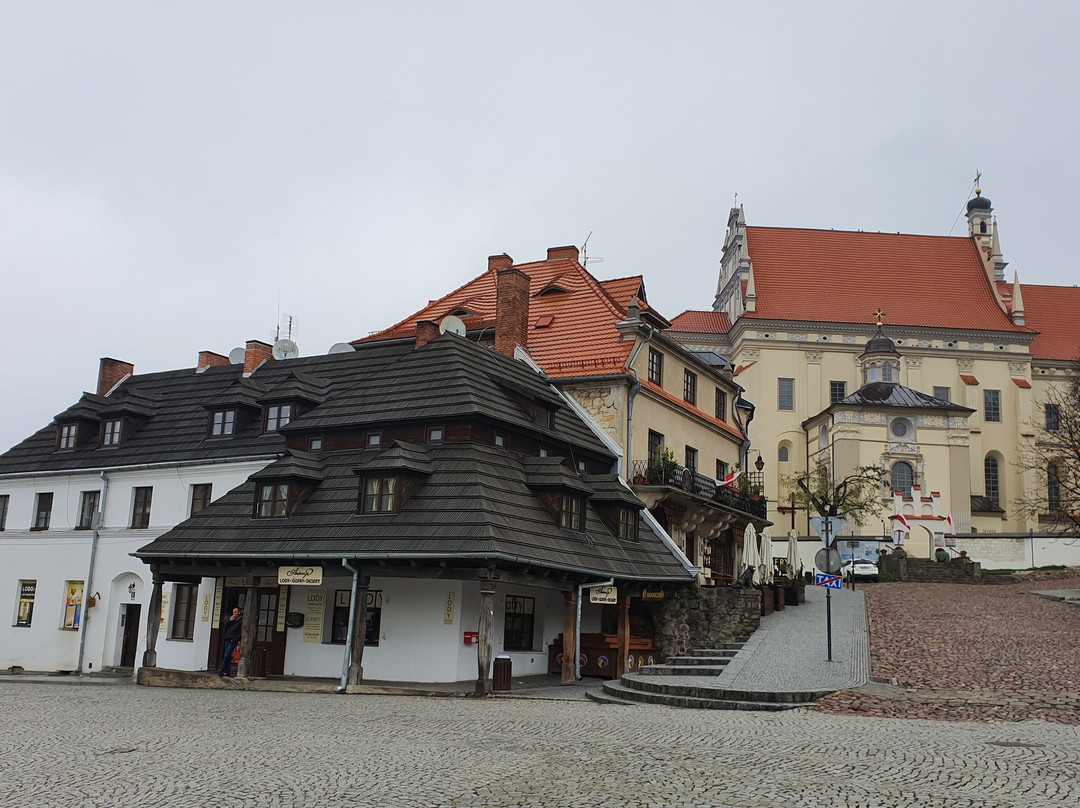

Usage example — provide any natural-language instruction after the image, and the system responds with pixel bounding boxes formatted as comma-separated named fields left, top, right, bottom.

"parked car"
left=841, top=558, right=879, bottom=582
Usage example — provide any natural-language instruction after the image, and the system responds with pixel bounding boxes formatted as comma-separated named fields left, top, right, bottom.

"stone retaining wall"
left=652, top=585, right=761, bottom=659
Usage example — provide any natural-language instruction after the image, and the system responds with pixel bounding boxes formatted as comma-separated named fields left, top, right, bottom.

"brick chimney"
left=495, top=268, right=530, bottom=358
left=488, top=253, right=514, bottom=273
left=244, top=340, right=273, bottom=376
left=546, top=245, right=579, bottom=262
left=415, top=320, right=440, bottom=348
left=197, top=351, right=231, bottom=372
left=97, top=358, right=134, bottom=396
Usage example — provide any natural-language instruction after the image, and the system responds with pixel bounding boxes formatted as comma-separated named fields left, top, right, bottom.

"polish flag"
left=716, top=471, right=742, bottom=488
left=945, top=514, right=956, bottom=536
left=893, top=513, right=910, bottom=531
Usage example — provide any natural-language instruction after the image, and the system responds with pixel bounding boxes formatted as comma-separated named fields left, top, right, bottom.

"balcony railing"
left=630, top=460, right=767, bottom=519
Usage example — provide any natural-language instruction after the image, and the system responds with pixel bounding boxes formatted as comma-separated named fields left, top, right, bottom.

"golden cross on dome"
left=974, top=169, right=982, bottom=194
left=874, top=308, right=886, bottom=326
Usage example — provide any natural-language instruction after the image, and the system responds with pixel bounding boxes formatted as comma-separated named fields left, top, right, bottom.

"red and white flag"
left=945, top=514, right=956, bottom=536
left=716, top=471, right=742, bottom=488
left=893, top=513, right=910, bottom=531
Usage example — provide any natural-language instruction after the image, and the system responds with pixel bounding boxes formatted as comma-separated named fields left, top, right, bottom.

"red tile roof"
left=356, top=258, right=650, bottom=380
left=960, top=374, right=979, bottom=386
left=668, top=310, right=732, bottom=333
left=640, top=381, right=744, bottom=440
left=741, top=228, right=1028, bottom=332
left=1012, top=378, right=1032, bottom=388
left=997, top=282, right=1080, bottom=362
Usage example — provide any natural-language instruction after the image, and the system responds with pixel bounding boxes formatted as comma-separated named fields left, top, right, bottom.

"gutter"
left=0, top=453, right=282, bottom=481
left=76, top=469, right=110, bottom=673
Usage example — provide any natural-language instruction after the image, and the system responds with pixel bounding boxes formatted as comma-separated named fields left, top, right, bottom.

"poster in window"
left=303, top=592, right=325, bottom=643
left=63, top=581, right=84, bottom=630
left=158, top=591, right=171, bottom=633
left=17, top=580, right=35, bottom=627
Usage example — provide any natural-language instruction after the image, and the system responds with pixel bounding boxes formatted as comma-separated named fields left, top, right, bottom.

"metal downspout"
left=575, top=579, right=614, bottom=680
left=338, top=559, right=361, bottom=692
left=76, top=470, right=110, bottom=673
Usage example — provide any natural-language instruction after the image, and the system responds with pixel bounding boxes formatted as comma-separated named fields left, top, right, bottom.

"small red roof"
left=741, top=227, right=1027, bottom=332
left=998, top=282, right=1080, bottom=362
left=668, top=310, right=732, bottom=333
left=1012, top=378, right=1032, bottom=388
left=960, top=374, right=979, bottom=386
left=356, top=258, right=657, bottom=381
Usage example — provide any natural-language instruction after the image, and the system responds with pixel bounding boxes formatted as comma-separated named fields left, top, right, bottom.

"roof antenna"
left=581, top=231, right=603, bottom=267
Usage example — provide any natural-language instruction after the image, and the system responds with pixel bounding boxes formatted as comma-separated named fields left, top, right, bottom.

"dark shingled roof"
left=838, top=382, right=975, bottom=413
left=137, top=443, right=691, bottom=581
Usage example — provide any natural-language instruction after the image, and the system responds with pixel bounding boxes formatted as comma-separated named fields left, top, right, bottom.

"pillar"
left=475, top=585, right=495, bottom=696
left=348, top=576, right=370, bottom=686
left=141, top=575, right=163, bottom=668
left=236, top=584, right=258, bottom=678
left=561, top=590, right=577, bottom=685
left=616, top=595, right=630, bottom=677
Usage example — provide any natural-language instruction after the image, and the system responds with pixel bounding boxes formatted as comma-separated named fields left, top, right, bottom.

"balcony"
left=630, top=460, right=768, bottom=520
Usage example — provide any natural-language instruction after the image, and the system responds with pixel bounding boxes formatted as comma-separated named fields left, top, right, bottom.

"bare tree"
left=784, top=462, right=888, bottom=530
left=1018, top=368, right=1080, bottom=536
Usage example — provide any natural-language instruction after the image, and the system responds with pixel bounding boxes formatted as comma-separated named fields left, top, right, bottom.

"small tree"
left=784, top=462, right=888, bottom=532
left=1017, top=367, right=1080, bottom=536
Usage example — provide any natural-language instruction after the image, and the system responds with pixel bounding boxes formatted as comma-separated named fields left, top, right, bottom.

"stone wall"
left=567, top=386, right=621, bottom=441
left=652, top=585, right=760, bottom=659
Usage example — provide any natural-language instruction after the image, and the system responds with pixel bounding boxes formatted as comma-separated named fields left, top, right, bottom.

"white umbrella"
left=741, top=523, right=760, bottom=585
left=759, top=528, right=775, bottom=585
left=787, top=529, right=801, bottom=579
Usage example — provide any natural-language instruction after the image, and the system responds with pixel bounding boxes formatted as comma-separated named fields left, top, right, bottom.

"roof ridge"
left=746, top=225, right=971, bottom=240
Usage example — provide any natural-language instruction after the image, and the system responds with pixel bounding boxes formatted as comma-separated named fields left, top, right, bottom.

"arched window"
left=984, top=456, right=1000, bottom=505
left=1048, top=462, right=1062, bottom=513
left=891, top=462, right=914, bottom=497
left=778, top=446, right=789, bottom=462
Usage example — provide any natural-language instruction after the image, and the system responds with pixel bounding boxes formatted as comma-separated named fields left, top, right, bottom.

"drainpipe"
left=338, top=559, right=361, bottom=692
left=575, top=579, right=614, bottom=680
left=77, top=470, right=110, bottom=674
left=624, top=329, right=655, bottom=478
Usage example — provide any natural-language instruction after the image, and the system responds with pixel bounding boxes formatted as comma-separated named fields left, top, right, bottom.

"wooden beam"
left=348, top=576, right=370, bottom=686
left=561, top=590, right=577, bottom=685
left=475, top=585, right=495, bottom=696
left=236, top=585, right=258, bottom=678
left=141, top=576, right=163, bottom=668
left=616, top=595, right=630, bottom=677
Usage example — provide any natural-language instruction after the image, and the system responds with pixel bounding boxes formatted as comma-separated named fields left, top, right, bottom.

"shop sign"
left=590, top=585, right=618, bottom=605
left=641, top=587, right=665, bottom=601
left=303, top=593, right=325, bottom=643
left=278, top=565, right=323, bottom=586
left=444, top=592, right=456, bottom=625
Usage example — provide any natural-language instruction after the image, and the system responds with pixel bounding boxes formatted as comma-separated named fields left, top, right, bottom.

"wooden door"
left=251, top=589, right=286, bottom=676
left=120, top=604, right=141, bottom=668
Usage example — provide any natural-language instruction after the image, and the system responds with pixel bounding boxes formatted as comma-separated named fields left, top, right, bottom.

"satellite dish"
left=439, top=315, right=467, bottom=336
left=272, top=338, right=299, bottom=360
left=228, top=347, right=246, bottom=365
left=327, top=342, right=354, bottom=355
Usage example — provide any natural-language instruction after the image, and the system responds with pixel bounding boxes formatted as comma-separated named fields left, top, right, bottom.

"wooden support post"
left=475, top=585, right=495, bottom=696
left=236, top=584, right=258, bottom=678
left=141, top=575, right=163, bottom=668
left=348, top=576, right=370, bottom=686
left=561, top=590, right=577, bottom=685
left=616, top=595, right=630, bottom=677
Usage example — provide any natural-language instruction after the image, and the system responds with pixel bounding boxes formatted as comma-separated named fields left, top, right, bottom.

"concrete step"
left=601, top=680, right=812, bottom=711
left=636, top=663, right=729, bottom=676
left=686, top=648, right=740, bottom=659
left=666, top=653, right=737, bottom=665
left=616, top=674, right=832, bottom=705
left=586, top=686, right=640, bottom=706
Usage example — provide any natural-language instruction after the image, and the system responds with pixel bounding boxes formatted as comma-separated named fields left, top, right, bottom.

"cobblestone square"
left=3, top=683, right=1077, bottom=808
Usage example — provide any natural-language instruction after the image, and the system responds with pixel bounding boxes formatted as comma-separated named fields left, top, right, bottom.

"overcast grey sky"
left=2, top=2, right=1076, bottom=453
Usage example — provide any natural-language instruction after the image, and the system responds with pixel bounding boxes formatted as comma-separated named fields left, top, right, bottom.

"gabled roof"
left=997, top=281, right=1080, bottom=362
left=741, top=228, right=1028, bottom=332
left=136, top=443, right=692, bottom=581
left=355, top=258, right=667, bottom=380
left=668, top=310, right=732, bottom=334
left=836, top=382, right=974, bottom=413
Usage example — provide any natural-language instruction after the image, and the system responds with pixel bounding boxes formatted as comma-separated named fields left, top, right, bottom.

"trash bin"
left=249, top=646, right=269, bottom=678
left=492, top=656, right=512, bottom=691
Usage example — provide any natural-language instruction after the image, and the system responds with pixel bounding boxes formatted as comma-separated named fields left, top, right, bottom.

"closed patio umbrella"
left=741, top=523, right=760, bottom=585
left=759, top=528, right=775, bottom=585
left=787, top=530, right=801, bottom=579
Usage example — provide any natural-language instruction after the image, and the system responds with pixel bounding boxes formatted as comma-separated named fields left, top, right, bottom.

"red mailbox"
left=463, top=631, right=479, bottom=645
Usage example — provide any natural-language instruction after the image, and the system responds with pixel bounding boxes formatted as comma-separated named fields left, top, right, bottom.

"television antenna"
left=581, top=231, right=603, bottom=267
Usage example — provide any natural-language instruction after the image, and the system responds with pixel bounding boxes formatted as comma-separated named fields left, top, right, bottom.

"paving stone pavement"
left=2, top=682, right=1079, bottom=808
left=814, top=573, right=1080, bottom=725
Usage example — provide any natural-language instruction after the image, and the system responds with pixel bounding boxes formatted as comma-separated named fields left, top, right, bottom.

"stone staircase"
left=588, top=641, right=831, bottom=711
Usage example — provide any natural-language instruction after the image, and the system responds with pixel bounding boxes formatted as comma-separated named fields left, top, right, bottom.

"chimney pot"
left=197, top=350, right=231, bottom=371
left=488, top=253, right=514, bottom=273
left=244, top=340, right=274, bottom=376
left=546, top=245, right=579, bottom=262
left=97, top=358, right=134, bottom=396
left=415, top=320, right=441, bottom=348
left=495, top=268, right=530, bottom=358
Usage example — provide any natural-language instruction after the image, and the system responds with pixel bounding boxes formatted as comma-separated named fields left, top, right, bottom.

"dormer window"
left=256, top=483, right=290, bottom=518
left=618, top=508, right=638, bottom=541
left=265, top=404, right=292, bottom=432
left=211, top=409, right=236, bottom=437
left=560, top=494, right=583, bottom=531
left=535, top=406, right=553, bottom=429
left=427, top=426, right=444, bottom=443
left=102, top=419, right=122, bottom=447
left=361, top=476, right=398, bottom=513
left=365, top=431, right=382, bottom=448
left=57, top=424, right=77, bottom=450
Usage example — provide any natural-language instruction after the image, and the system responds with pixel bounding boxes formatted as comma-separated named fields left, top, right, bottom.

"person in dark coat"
left=218, top=607, right=243, bottom=677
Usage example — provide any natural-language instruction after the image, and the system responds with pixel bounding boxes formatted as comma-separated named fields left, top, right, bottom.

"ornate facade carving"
left=843, top=335, right=857, bottom=344
left=806, top=352, right=823, bottom=364
left=855, top=412, right=886, bottom=424
left=1009, top=362, right=1028, bottom=378
left=916, top=415, right=946, bottom=427
left=958, top=359, right=974, bottom=373
left=905, top=356, right=922, bottom=370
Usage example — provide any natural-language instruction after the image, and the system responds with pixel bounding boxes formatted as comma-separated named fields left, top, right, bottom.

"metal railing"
left=630, top=460, right=767, bottom=519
